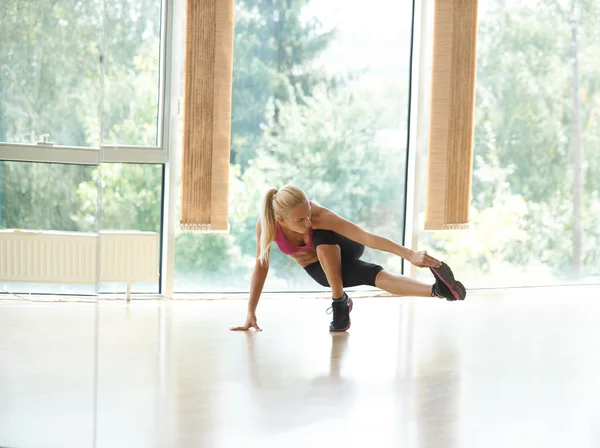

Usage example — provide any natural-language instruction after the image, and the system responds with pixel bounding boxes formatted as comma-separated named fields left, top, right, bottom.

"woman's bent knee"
left=316, top=244, right=340, bottom=255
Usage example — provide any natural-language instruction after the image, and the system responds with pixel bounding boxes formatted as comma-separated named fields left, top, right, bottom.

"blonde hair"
left=259, top=185, right=308, bottom=264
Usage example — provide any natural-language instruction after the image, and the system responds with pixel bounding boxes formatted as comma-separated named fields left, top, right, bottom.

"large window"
left=0, top=0, right=166, bottom=297
left=173, top=0, right=415, bottom=292
left=17, top=0, right=596, bottom=296
left=417, top=0, right=600, bottom=288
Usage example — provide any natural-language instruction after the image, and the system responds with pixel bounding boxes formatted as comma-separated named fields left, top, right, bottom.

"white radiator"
left=98, top=231, right=160, bottom=284
left=0, top=229, right=159, bottom=288
left=0, top=230, right=98, bottom=284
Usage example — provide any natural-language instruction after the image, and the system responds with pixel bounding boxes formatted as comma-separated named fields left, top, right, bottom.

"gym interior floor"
left=1, top=286, right=599, bottom=448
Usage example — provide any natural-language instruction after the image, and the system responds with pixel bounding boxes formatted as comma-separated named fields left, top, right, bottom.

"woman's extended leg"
left=374, top=270, right=433, bottom=297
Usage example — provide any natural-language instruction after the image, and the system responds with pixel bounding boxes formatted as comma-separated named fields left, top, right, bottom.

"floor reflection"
left=7, top=288, right=600, bottom=448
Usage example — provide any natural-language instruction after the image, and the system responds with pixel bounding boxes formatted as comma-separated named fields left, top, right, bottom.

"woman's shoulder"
left=310, top=201, right=334, bottom=227
left=310, top=200, right=325, bottom=215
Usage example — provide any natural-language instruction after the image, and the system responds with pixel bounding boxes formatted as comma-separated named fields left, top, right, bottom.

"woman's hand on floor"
left=408, top=250, right=442, bottom=269
left=230, top=313, right=262, bottom=331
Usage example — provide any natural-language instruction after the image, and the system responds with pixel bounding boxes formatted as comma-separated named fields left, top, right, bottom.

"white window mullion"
left=158, top=0, right=174, bottom=153
left=161, top=0, right=183, bottom=298
left=101, top=145, right=167, bottom=164
left=0, top=143, right=169, bottom=165
left=403, top=0, right=433, bottom=279
left=0, top=143, right=100, bottom=165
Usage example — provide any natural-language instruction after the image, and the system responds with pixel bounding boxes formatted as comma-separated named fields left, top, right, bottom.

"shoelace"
left=326, top=298, right=346, bottom=315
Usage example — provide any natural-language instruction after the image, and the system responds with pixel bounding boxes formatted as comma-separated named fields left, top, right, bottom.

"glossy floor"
left=2, top=286, right=600, bottom=447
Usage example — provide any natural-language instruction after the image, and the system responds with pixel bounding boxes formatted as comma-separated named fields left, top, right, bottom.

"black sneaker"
left=432, top=279, right=467, bottom=301
left=432, top=280, right=453, bottom=300
left=327, top=293, right=353, bottom=332
left=430, top=262, right=466, bottom=301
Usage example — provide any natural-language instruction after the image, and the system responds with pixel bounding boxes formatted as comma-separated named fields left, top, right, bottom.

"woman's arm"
left=313, top=206, right=441, bottom=268
left=248, top=253, right=269, bottom=315
left=230, top=219, right=269, bottom=331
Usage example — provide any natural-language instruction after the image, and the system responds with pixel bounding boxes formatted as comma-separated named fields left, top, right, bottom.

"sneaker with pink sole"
left=430, top=262, right=466, bottom=301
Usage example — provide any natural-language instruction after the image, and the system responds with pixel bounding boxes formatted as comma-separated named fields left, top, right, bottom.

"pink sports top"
left=274, top=201, right=315, bottom=255
left=275, top=225, right=315, bottom=255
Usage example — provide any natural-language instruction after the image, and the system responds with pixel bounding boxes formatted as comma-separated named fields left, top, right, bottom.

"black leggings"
left=304, top=230, right=384, bottom=288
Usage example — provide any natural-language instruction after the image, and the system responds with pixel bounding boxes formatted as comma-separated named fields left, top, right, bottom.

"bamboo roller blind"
left=180, top=0, right=234, bottom=233
left=425, top=0, right=479, bottom=230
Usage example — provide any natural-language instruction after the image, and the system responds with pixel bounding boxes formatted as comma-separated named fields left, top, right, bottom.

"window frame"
left=0, top=0, right=177, bottom=298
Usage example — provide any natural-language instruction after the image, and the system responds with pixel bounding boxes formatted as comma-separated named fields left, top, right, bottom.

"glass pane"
left=0, top=161, right=99, bottom=295
left=96, top=163, right=163, bottom=295
left=417, top=0, right=600, bottom=288
left=102, top=0, right=162, bottom=146
left=0, top=0, right=103, bottom=147
left=174, top=0, right=414, bottom=292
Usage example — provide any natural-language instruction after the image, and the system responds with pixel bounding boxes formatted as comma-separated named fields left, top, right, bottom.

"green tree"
left=0, top=0, right=161, bottom=147
left=1, top=161, right=94, bottom=232
left=102, top=0, right=162, bottom=146
left=0, top=0, right=104, bottom=146
left=74, top=164, right=162, bottom=233
left=231, top=0, right=336, bottom=169
left=242, top=83, right=407, bottom=285
left=441, top=0, right=600, bottom=282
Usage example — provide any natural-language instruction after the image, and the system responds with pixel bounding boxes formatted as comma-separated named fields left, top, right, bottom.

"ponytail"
left=258, top=185, right=308, bottom=265
left=258, top=188, right=278, bottom=264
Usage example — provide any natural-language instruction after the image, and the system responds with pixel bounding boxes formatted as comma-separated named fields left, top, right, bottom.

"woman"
left=230, top=185, right=466, bottom=332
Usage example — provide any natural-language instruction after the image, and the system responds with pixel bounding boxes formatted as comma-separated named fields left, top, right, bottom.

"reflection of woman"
left=230, top=185, right=466, bottom=333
